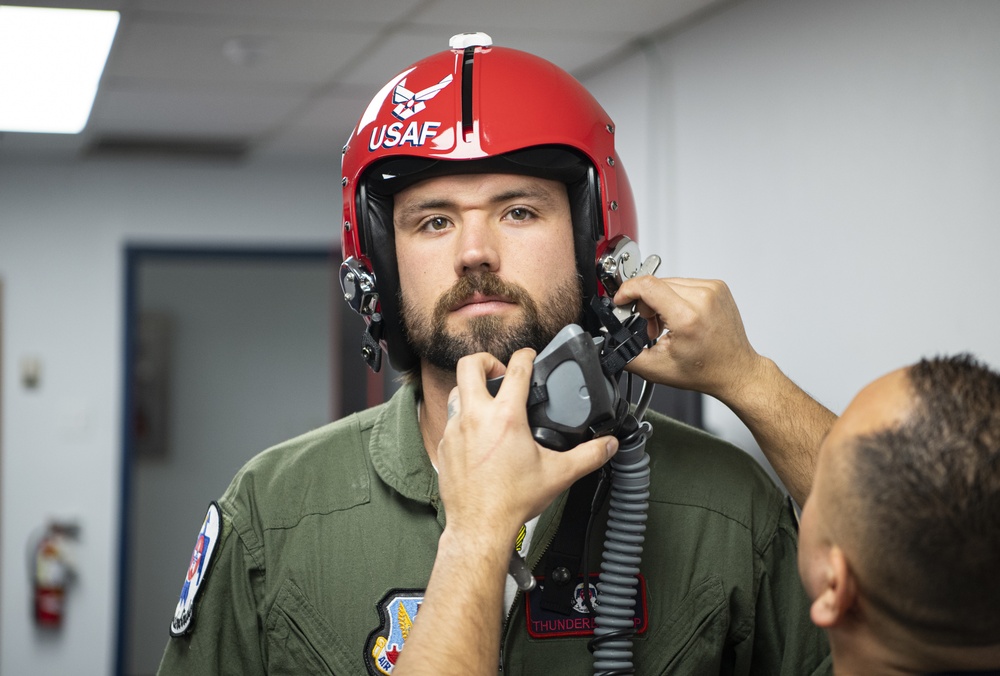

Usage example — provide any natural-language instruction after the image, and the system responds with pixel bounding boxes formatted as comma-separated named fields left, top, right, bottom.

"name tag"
left=524, top=573, right=648, bottom=639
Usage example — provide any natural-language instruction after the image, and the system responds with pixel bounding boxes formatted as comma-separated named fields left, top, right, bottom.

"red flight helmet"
left=340, top=32, right=638, bottom=373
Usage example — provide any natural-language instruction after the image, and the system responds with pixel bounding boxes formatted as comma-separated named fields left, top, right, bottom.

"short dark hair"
left=851, top=354, right=1000, bottom=645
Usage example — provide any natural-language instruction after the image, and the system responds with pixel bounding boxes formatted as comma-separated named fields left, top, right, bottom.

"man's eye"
left=508, top=208, right=532, bottom=221
left=423, top=217, right=450, bottom=231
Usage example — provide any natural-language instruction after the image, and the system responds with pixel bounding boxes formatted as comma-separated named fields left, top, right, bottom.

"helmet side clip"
left=340, top=256, right=384, bottom=372
left=597, top=235, right=662, bottom=324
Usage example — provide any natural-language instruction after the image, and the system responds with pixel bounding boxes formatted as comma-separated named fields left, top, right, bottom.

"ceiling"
left=0, top=0, right=724, bottom=163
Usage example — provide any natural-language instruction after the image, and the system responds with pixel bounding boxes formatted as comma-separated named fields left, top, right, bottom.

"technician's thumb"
left=602, top=436, right=619, bottom=461
left=558, top=437, right=618, bottom=493
left=573, top=435, right=618, bottom=474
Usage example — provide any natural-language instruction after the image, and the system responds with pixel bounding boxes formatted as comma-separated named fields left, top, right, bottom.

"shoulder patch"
left=364, top=589, right=425, bottom=675
left=169, top=502, right=222, bottom=637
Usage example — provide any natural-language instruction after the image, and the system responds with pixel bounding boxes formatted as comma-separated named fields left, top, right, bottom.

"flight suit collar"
left=367, top=384, right=443, bottom=523
left=366, top=382, right=572, bottom=539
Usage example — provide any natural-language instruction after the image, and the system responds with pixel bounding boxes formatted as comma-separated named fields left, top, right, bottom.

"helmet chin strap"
left=588, top=296, right=650, bottom=384
left=362, top=313, right=384, bottom=373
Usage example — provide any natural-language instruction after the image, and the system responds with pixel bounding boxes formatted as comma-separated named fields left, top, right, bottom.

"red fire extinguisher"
left=32, top=522, right=77, bottom=628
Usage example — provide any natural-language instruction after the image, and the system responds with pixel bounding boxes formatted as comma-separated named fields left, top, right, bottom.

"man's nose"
left=454, top=217, right=500, bottom=275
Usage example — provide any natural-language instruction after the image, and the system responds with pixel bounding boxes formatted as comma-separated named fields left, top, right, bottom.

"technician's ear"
left=809, top=545, right=858, bottom=629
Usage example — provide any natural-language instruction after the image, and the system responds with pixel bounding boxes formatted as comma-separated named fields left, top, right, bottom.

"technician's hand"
left=436, top=348, right=618, bottom=545
left=614, top=277, right=766, bottom=404
left=395, top=351, right=616, bottom=676
left=615, top=276, right=835, bottom=506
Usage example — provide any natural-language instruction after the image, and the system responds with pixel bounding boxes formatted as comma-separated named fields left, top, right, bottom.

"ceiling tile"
left=412, top=0, right=720, bottom=35
left=256, top=92, right=370, bottom=160
left=132, top=0, right=427, bottom=24
left=3, top=0, right=723, bottom=162
left=2, top=0, right=124, bottom=10
left=334, top=26, right=625, bottom=89
left=106, top=15, right=376, bottom=87
left=89, top=86, right=304, bottom=137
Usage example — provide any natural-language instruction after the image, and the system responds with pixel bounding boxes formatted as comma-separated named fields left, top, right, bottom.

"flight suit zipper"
left=498, top=502, right=564, bottom=673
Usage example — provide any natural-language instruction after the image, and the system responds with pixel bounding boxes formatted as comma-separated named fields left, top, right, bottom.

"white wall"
left=587, top=0, right=1000, bottom=455
left=0, top=158, right=338, bottom=676
left=3, top=0, right=1000, bottom=672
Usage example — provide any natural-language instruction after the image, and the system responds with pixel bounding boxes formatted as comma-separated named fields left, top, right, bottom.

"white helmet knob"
left=449, top=32, right=493, bottom=49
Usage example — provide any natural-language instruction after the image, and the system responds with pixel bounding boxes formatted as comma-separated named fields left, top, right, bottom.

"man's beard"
left=401, top=272, right=583, bottom=372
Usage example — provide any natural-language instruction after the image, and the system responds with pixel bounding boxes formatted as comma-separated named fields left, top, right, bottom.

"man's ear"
left=809, top=545, right=857, bottom=629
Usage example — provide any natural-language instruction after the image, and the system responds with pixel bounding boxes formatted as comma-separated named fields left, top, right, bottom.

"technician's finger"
left=454, top=351, right=505, bottom=405
left=658, top=277, right=715, bottom=288
left=493, top=348, right=536, bottom=407
left=658, top=279, right=732, bottom=310
left=614, top=275, right=682, bottom=315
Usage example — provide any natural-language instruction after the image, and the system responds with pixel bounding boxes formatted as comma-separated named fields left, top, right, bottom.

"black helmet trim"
left=364, top=146, right=591, bottom=197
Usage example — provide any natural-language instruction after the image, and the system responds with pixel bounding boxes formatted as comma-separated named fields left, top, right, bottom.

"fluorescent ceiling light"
left=0, top=5, right=120, bottom=134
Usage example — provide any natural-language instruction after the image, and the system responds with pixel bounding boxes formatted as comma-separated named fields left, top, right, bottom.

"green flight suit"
left=157, top=383, right=831, bottom=675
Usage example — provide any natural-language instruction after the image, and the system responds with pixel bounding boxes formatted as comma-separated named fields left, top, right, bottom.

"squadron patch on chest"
left=365, top=589, right=425, bottom=675
left=169, top=502, right=221, bottom=636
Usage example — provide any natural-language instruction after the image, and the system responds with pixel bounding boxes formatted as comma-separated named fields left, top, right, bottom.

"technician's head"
left=798, top=354, right=1000, bottom=670
left=339, top=33, right=639, bottom=378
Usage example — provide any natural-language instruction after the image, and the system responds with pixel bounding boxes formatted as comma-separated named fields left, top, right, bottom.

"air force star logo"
left=391, top=74, right=453, bottom=120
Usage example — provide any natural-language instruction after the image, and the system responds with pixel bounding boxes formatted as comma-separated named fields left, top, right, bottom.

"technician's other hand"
left=614, top=277, right=766, bottom=404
